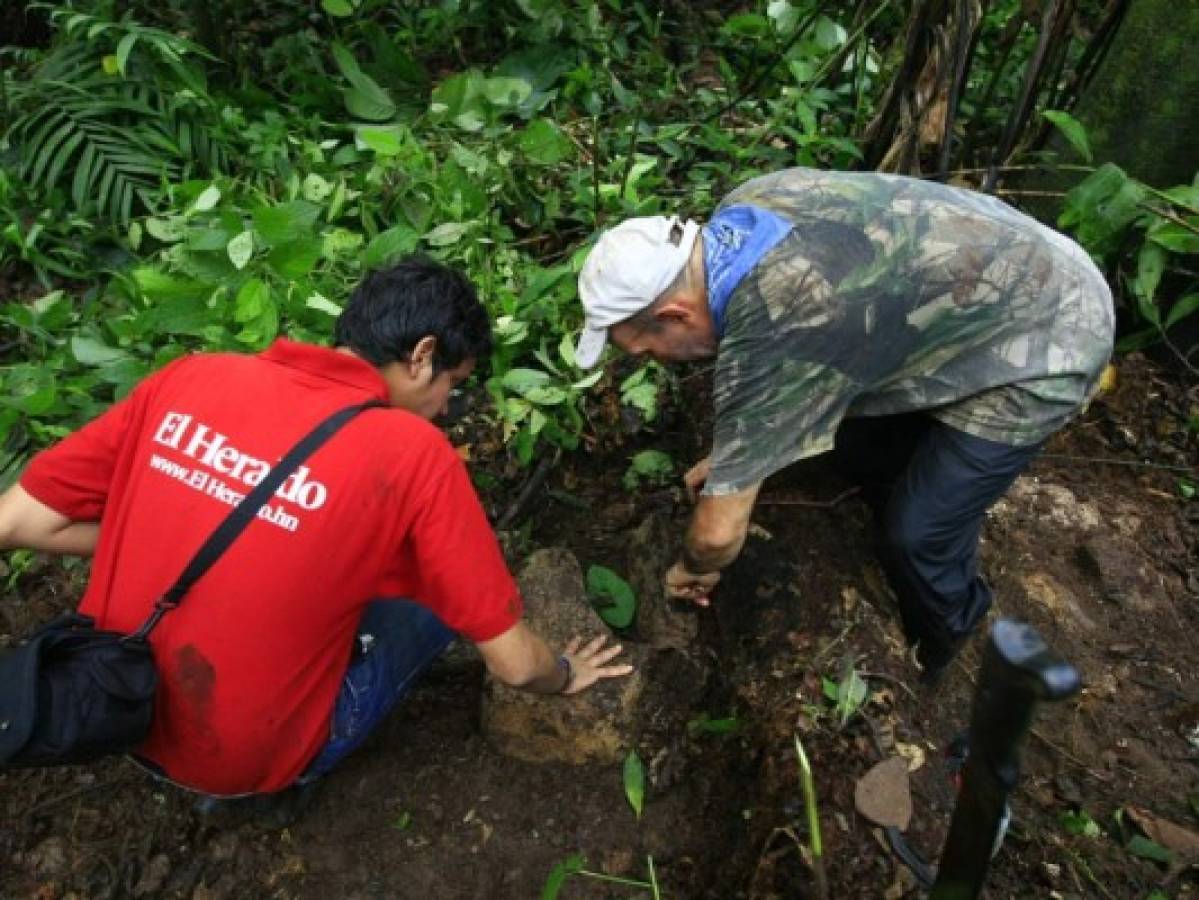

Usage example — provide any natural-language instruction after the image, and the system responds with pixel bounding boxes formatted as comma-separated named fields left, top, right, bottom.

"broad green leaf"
left=302, top=174, right=333, bottom=203
left=322, top=0, right=353, bottom=16
left=190, top=184, right=221, bottom=214
left=235, top=278, right=269, bottom=321
left=1043, top=110, right=1093, bottom=163
left=101, top=54, right=119, bottom=76
left=252, top=201, right=322, bottom=245
left=3, top=368, right=57, bottom=415
left=723, top=13, right=769, bottom=37
left=332, top=42, right=396, bottom=122
left=268, top=238, right=323, bottom=278
left=430, top=70, right=488, bottom=132
left=1136, top=243, right=1166, bottom=309
left=813, top=16, right=848, bottom=50
left=623, top=750, right=645, bottom=820
left=518, top=118, right=573, bottom=166
left=145, top=217, right=187, bottom=243
left=322, top=228, right=363, bottom=256
left=540, top=854, right=585, bottom=900
left=624, top=450, right=674, bottom=491
left=132, top=268, right=210, bottom=302
left=355, top=125, right=405, bottom=156
left=188, top=228, right=232, bottom=252
left=306, top=292, right=343, bottom=316
left=1126, top=835, right=1172, bottom=865
left=1162, top=185, right=1199, bottom=212
left=70, top=336, right=128, bottom=366
left=586, top=564, right=636, bottom=628
left=767, top=0, right=801, bottom=35
left=424, top=222, right=468, bottom=247
left=363, top=225, right=420, bottom=269
left=138, top=295, right=212, bottom=336
left=226, top=230, right=254, bottom=269
left=1147, top=221, right=1199, bottom=254
left=483, top=75, right=533, bottom=109
left=1165, top=293, right=1199, bottom=330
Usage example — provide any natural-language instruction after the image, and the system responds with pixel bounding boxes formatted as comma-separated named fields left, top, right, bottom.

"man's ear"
left=653, top=297, right=694, bottom=324
left=408, top=335, right=438, bottom=376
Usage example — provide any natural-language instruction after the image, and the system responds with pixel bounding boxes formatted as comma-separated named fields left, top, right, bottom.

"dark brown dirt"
left=2, top=354, right=1197, bottom=899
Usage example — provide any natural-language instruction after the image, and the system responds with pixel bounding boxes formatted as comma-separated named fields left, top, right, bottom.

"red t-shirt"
left=20, top=340, right=522, bottom=795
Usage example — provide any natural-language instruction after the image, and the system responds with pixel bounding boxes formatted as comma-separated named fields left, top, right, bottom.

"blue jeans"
left=832, top=414, right=1042, bottom=667
left=300, top=599, right=454, bottom=780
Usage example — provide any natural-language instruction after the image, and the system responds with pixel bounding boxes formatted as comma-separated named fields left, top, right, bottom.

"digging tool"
left=929, top=618, right=1081, bottom=899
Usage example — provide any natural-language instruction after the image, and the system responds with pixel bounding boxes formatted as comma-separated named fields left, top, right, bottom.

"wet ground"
left=2, top=354, right=1196, bottom=898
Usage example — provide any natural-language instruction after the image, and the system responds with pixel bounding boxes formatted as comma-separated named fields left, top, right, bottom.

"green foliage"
left=623, top=750, right=645, bottom=820
left=541, top=852, right=659, bottom=898
left=1059, top=161, right=1199, bottom=352
left=687, top=713, right=740, bottom=737
left=1059, top=808, right=1102, bottom=838
left=4, top=5, right=227, bottom=226
left=541, top=853, right=586, bottom=900
left=586, top=565, right=636, bottom=629
left=622, top=450, right=674, bottom=492
left=1125, top=834, right=1172, bottom=865
left=1042, top=110, right=1092, bottom=164
left=822, top=658, right=868, bottom=727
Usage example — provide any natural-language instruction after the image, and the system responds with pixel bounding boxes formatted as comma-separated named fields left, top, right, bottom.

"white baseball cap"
left=574, top=215, right=701, bottom=368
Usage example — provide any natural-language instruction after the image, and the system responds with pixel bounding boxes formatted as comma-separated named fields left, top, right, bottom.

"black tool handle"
left=930, top=619, right=1081, bottom=899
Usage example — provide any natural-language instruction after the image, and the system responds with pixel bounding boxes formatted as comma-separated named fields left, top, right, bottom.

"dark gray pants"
left=832, top=414, right=1042, bottom=668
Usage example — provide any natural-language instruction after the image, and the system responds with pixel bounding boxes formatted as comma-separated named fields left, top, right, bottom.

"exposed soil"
left=2, top=354, right=1197, bottom=899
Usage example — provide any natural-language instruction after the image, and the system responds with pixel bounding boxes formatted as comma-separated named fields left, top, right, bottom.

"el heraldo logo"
left=147, top=412, right=330, bottom=532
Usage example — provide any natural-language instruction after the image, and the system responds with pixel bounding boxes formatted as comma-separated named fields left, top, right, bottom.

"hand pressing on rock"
left=558, top=634, right=634, bottom=694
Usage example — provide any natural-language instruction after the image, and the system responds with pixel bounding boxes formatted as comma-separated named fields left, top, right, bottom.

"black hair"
left=334, top=255, right=492, bottom=374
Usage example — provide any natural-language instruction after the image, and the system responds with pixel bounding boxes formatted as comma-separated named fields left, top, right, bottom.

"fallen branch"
left=759, top=487, right=862, bottom=508
left=1037, top=453, right=1196, bottom=475
left=497, top=449, right=561, bottom=530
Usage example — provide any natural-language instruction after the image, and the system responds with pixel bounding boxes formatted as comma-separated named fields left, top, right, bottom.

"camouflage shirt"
left=705, top=168, right=1114, bottom=496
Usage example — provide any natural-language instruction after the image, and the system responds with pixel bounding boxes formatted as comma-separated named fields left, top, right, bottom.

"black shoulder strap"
left=130, top=400, right=384, bottom=640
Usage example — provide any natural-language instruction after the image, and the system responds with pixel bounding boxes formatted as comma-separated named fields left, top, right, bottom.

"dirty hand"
left=664, top=560, right=720, bottom=607
left=683, top=456, right=711, bottom=502
left=560, top=634, right=634, bottom=695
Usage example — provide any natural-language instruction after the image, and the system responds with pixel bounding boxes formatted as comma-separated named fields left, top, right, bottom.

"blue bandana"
left=702, top=204, right=793, bottom=338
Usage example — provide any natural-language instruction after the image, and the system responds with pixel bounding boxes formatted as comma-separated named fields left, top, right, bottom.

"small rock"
left=481, top=549, right=648, bottom=764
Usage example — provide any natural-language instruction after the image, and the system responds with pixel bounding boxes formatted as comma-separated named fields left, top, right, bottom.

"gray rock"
left=481, top=548, right=647, bottom=765
left=629, top=512, right=698, bottom=650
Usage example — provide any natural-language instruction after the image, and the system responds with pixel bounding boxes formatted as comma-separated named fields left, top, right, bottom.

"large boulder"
left=481, top=549, right=648, bottom=765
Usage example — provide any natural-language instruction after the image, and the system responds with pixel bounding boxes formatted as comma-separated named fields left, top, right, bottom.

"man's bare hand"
left=664, top=560, right=720, bottom=607
left=683, top=456, right=711, bottom=502
left=560, top=634, right=634, bottom=694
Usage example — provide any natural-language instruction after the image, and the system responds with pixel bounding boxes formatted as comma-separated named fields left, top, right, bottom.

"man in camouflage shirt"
left=573, top=168, right=1113, bottom=682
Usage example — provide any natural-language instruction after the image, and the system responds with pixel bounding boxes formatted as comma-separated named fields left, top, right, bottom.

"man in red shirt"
left=0, top=256, right=631, bottom=814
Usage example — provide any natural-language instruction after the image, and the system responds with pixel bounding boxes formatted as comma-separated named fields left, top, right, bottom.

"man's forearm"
left=681, top=534, right=742, bottom=574
left=0, top=486, right=98, bottom=557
